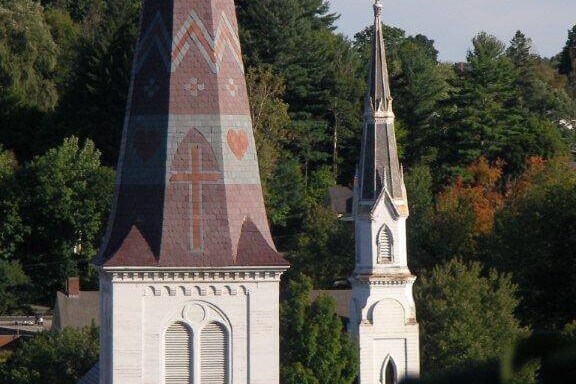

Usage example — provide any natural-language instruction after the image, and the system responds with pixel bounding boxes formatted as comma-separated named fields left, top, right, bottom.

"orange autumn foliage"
left=437, top=157, right=505, bottom=235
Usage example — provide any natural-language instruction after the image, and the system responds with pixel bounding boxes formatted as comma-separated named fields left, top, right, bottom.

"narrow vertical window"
left=381, top=356, right=397, bottom=384
left=377, top=225, right=393, bottom=263
left=165, top=322, right=192, bottom=384
left=200, top=322, right=229, bottom=384
left=385, top=359, right=396, bottom=384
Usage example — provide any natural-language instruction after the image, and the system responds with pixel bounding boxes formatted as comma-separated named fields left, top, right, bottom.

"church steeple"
left=358, top=0, right=405, bottom=203
left=348, top=4, right=420, bottom=382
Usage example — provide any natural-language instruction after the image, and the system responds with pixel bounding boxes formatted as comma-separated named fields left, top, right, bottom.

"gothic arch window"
left=200, top=321, right=230, bottom=384
left=381, top=356, right=398, bottom=384
left=165, top=322, right=192, bottom=384
left=377, top=225, right=393, bottom=263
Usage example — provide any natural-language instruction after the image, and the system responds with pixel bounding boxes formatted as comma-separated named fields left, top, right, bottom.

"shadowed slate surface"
left=95, top=0, right=287, bottom=268
left=78, top=362, right=99, bottom=384
left=52, top=291, right=99, bottom=332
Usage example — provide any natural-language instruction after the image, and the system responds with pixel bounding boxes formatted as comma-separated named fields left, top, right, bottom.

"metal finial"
left=373, top=0, right=383, bottom=17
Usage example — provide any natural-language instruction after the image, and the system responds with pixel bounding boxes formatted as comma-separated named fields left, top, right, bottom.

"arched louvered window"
left=377, top=225, right=393, bottom=263
left=381, top=356, right=397, bottom=384
left=200, top=322, right=229, bottom=384
left=165, top=322, right=192, bottom=384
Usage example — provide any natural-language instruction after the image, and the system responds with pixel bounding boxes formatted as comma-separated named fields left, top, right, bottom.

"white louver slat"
left=165, top=322, right=192, bottom=384
left=378, top=225, right=393, bottom=263
left=200, top=322, right=229, bottom=384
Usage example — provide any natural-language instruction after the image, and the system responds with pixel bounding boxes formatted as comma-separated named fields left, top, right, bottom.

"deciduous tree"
left=416, top=259, right=528, bottom=375
left=280, top=274, right=358, bottom=384
left=0, top=325, right=99, bottom=384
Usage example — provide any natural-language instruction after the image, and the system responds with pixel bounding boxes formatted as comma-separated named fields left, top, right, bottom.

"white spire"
left=373, top=0, right=383, bottom=18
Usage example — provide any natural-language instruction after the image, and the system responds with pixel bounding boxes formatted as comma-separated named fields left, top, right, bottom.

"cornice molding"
left=101, top=267, right=287, bottom=284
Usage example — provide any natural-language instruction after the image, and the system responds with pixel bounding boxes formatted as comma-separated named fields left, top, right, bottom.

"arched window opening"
left=377, top=225, right=393, bottom=263
left=165, top=322, right=192, bottom=384
left=381, top=356, right=397, bottom=384
left=200, top=322, right=229, bottom=384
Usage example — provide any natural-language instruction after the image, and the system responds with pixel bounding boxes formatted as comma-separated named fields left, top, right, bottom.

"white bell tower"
left=349, top=1, right=420, bottom=383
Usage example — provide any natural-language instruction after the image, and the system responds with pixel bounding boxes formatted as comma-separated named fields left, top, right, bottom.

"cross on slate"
left=170, top=145, right=220, bottom=251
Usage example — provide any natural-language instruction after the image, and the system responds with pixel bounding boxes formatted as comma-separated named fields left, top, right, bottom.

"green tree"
left=324, top=34, right=364, bottom=181
left=0, top=325, right=99, bottom=384
left=246, top=65, right=291, bottom=193
left=280, top=274, right=358, bottom=384
left=559, top=25, right=576, bottom=76
left=0, top=0, right=58, bottom=111
left=506, top=31, right=576, bottom=125
left=404, top=164, right=435, bottom=272
left=290, top=113, right=331, bottom=185
left=56, top=0, right=139, bottom=165
left=416, top=259, right=528, bottom=375
left=265, top=156, right=306, bottom=232
left=17, top=137, right=114, bottom=301
left=290, top=204, right=354, bottom=287
left=0, top=260, right=29, bottom=314
left=440, top=33, right=567, bottom=177
left=393, top=39, right=451, bottom=165
left=43, top=7, right=81, bottom=93
left=0, top=0, right=59, bottom=159
left=490, top=157, right=576, bottom=330
left=354, top=25, right=451, bottom=166
left=238, top=0, right=364, bottom=185
left=0, top=148, right=24, bottom=260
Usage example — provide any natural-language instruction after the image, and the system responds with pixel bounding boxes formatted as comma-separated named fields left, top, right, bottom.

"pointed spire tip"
left=373, top=0, right=383, bottom=18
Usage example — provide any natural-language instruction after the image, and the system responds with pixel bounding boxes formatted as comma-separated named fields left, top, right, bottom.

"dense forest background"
left=0, top=0, right=575, bottom=383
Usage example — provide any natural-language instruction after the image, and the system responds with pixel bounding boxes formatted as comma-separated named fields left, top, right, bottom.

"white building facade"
left=98, top=268, right=285, bottom=384
left=349, top=2, right=421, bottom=383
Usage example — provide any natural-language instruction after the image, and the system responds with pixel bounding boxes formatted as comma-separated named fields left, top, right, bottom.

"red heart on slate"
left=227, top=129, right=249, bottom=160
left=133, top=129, right=161, bottom=161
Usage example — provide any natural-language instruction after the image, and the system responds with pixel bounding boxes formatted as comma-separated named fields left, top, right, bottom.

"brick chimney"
left=66, top=277, right=80, bottom=297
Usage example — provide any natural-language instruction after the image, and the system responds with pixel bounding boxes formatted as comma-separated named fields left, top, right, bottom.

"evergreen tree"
left=354, top=25, right=451, bottom=166
left=394, top=39, right=451, bottom=165
left=440, top=33, right=567, bottom=178
left=559, top=25, right=576, bottom=76
left=507, top=30, right=576, bottom=122
left=55, top=0, right=139, bottom=165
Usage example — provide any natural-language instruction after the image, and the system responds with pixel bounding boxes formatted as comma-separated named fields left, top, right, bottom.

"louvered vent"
left=377, top=225, right=393, bottom=263
left=200, top=322, right=229, bottom=384
left=165, top=322, right=192, bottom=384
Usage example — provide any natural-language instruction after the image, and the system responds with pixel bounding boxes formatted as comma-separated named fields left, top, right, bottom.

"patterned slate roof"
left=95, top=0, right=287, bottom=269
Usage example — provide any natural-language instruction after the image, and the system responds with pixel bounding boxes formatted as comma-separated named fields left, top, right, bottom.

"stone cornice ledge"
left=101, top=266, right=288, bottom=283
left=351, top=273, right=416, bottom=286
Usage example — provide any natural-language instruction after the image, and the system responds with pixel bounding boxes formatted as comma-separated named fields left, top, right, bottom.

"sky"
left=327, top=0, right=576, bottom=62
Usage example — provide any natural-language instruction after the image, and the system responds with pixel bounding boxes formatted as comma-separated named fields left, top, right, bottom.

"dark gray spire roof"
left=358, top=0, right=405, bottom=203
left=368, top=0, right=392, bottom=113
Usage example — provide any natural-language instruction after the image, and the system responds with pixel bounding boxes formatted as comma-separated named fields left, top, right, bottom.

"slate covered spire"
left=94, top=0, right=287, bottom=268
left=358, top=0, right=405, bottom=203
